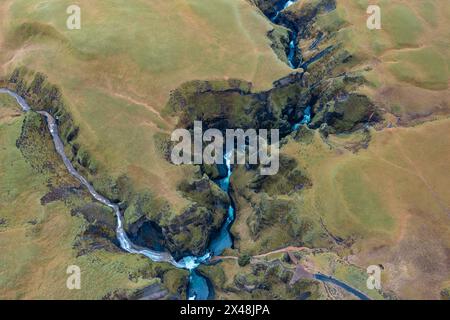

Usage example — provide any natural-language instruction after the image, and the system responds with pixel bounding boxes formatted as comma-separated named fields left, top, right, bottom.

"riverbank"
left=1, top=86, right=242, bottom=301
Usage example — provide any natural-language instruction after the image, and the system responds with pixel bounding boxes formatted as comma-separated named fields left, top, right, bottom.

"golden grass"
left=280, top=118, right=450, bottom=299
left=331, top=0, right=449, bottom=120
left=0, top=96, right=161, bottom=299
left=0, top=0, right=292, bottom=213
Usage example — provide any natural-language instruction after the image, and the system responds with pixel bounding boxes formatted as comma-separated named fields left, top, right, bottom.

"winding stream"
left=0, top=0, right=337, bottom=303
left=1, top=88, right=230, bottom=299
left=1, top=86, right=371, bottom=300
left=2, top=0, right=370, bottom=297
left=270, top=0, right=300, bottom=68
left=314, top=274, right=370, bottom=300
left=180, top=0, right=304, bottom=289
left=0, top=89, right=208, bottom=275
left=187, top=152, right=235, bottom=299
left=208, top=153, right=235, bottom=256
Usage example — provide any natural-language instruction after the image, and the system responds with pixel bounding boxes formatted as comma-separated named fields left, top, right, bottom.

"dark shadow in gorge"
left=129, top=219, right=166, bottom=252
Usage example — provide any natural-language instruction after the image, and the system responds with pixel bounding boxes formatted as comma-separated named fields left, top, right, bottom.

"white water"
left=2, top=88, right=239, bottom=301
left=283, top=1, right=296, bottom=10
left=2, top=83, right=370, bottom=300
left=0, top=88, right=195, bottom=269
left=207, top=151, right=234, bottom=256
left=186, top=151, right=234, bottom=299
left=271, top=0, right=298, bottom=22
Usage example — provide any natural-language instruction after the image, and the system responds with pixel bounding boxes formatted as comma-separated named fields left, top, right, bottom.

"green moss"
left=166, top=79, right=252, bottom=114
left=178, top=176, right=229, bottom=214
left=389, top=47, right=448, bottom=90
left=250, top=154, right=311, bottom=196
left=267, top=25, right=290, bottom=64
left=247, top=194, right=296, bottom=237
left=16, top=112, right=68, bottom=181
left=293, top=126, right=315, bottom=144
left=385, top=5, right=424, bottom=47
left=332, top=94, right=375, bottom=132
left=238, top=254, right=251, bottom=267
left=202, top=164, right=219, bottom=179
left=441, top=287, right=450, bottom=300
left=163, top=269, right=188, bottom=296
left=153, top=132, right=172, bottom=161
left=123, top=190, right=170, bottom=227
left=269, top=82, right=310, bottom=117
left=198, top=264, right=226, bottom=290
left=231, top=261, right=326, bottom=299
left=7, top=21, right=67, bottom=48
left=288, top=278, right=323, bottom=299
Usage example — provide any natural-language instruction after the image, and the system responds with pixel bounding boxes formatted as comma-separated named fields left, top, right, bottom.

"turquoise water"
left=208, top=152, right=234, bottom=256
left=188, top=270, right=213, bottom=300
left=271, top=0, right=300, bottom=68
left=314, top=274, right=371, bottom=300
left=293, top=106, right=312, bottom=130
left=187, top=152, right=234, bottom=299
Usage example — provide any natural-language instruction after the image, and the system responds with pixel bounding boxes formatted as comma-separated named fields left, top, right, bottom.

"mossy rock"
left=441, top=288, right=450, bottom=300
left=198, top=264, right=226, bottom=290
left=329, top=94, right=376, bottom=132
left=163, top=269, right=189, bottom=297
left=238, top=253, right=251, bottom=267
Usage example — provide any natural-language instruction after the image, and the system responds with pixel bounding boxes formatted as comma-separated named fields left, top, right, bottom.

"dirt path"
left=253, top=246, right=310, bottom=258
left=212, top=245, right=311, bottom=262
left=111, top=91, right=171, bottom=126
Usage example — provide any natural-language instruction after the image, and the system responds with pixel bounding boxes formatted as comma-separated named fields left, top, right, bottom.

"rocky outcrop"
left=122, top=174, right=230, bottom=259
left=233, top=260, right=324, bottom=299
left=255, top=0, right=337, bottom=67
left=162, top=0, right=381, bottom=256
left=267, top=26, right=291, bottom=65
left=163, top=176, right=230, bottom=259
left=248, top=154, right=311, bottom=196
left=201, top=163, right=228, bottom=181
left=5, top=0, right=382, bottom=275
left=5, top=68, right=230, bottom=262
left=166, top=71, right=377, bottom=137
left=166, top=0, right=379, bottom=137
left=250, top=0, right=282, bottom=19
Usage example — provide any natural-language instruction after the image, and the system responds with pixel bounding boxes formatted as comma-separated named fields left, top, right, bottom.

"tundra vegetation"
left=0, top=0, right=449, bottom=300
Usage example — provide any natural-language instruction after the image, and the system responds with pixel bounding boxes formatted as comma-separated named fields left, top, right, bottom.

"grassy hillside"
left=0, top=0, right=291, bottom=213
left=324, top=0, right=449, bottom=121
left=0, top=93, right=186, bottom=299
left=230, top=117, right=450, bottom=299
left=1, top=0, right=449, bottom=300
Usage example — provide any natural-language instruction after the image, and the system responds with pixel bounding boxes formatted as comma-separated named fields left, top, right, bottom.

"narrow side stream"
left=1, top=88, right=232, bottom=300
left=314, top=274, right=371, bottom=300
left=2, top=37, right=369, bottom=300
left=270, top=0, right=300, bottom=68
left=292, top=105, right=311, bottom=130
left=0, top=89, right=207, bottom=276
